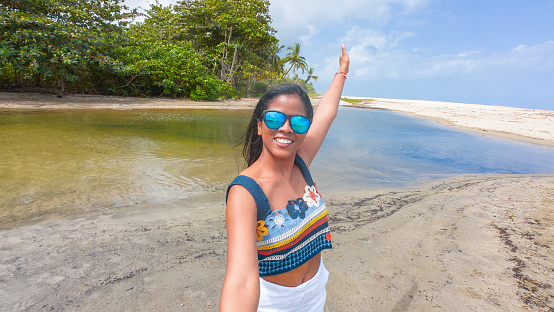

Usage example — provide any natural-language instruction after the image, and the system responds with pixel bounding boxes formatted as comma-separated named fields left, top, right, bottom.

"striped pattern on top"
left=256, top=188, right=332, bottom=276
left=226, top=155, right=333, bottom=277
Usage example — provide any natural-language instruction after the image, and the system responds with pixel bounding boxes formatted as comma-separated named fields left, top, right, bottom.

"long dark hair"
left=241, top=83, right=313, bottom=167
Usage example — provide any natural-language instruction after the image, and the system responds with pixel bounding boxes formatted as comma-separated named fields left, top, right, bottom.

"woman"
left=221, top=45, right=349, bottom=311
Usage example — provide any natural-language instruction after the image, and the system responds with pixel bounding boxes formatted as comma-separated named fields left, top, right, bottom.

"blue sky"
left=127, top=0, right=554, bottom=110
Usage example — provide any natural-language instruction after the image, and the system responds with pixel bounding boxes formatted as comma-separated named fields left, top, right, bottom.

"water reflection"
left=0, top=109, right=249, bottom=227
left=1, top=107, right=553, bottom=227
left=312, top=107, right=554, bottom=189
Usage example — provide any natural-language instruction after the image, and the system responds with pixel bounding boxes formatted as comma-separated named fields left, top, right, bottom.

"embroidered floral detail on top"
left=286, top=198, right=309, bottom=219
left=266, top=209, right=291, bottom=230
left=256, top=220, right=269, bottom=241
left=303, top=185, right=321, bottom=207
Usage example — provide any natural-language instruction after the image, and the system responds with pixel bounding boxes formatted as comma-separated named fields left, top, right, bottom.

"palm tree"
left=281, top=43, right=308, bottom=77
left=270, top=44, right=285, bottom=79
left=304, top=67, right=318, bottom=84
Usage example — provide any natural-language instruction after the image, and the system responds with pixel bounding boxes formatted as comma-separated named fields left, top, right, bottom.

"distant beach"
left=1, top=92, right=553, bottom=311
left=336, top=97, right=554, bottom=147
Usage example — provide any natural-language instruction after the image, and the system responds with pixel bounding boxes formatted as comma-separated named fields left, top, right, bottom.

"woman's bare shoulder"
left=237, top=163, right=280, bottom=195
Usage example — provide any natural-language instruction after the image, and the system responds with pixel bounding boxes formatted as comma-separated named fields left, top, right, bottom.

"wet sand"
left=1, top=92, right=553, bottom=311
left=1, top=175, right=552, bottom=311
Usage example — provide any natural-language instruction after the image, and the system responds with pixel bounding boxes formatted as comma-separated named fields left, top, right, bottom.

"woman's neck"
left=255, top=150, right=296, bottom=180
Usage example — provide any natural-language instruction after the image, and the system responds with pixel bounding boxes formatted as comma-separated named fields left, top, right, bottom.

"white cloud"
left=299, top=25, right=321, bottom=45
left=269, top=0, right=429, bottom=45
left=323, top=29, right=554, bottom=82
left=319, top=26, right=416, bottom=79
left=417, top=41, right=554, bottom=76
left=124, top=0, right=554, bottom=85
left=456, top=50, right=481, bottom=57
left=419, top=54, right=481, bottom=75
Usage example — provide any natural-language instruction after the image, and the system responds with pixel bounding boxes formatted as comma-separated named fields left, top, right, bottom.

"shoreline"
left=339, top=97, right=554, bottom=147
left=0, top=91, right=258, bottom=110
left=2, top=91, right=553, bottom=147
left=1, top=92, right=553, bottom=310
left=1, top=174, right=552, bottom=311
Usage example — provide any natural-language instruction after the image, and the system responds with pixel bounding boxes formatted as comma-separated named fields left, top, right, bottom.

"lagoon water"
left=313, top=107, right=554, bottom=189
left=1, top=107, right=553, bottom=226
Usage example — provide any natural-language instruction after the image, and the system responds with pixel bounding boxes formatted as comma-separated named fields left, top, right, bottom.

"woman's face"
left=257, top=94, right=309, bottom=160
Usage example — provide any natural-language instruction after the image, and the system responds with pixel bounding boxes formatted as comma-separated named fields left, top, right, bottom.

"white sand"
left=338, top=97, right=554, bottom=146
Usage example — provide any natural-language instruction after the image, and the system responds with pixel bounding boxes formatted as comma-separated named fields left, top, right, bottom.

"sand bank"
left=1, top=174, right=552, bottom=311
left=0, top=92, right=258, bottom=110
left=339, top=97, right=554, bottom=147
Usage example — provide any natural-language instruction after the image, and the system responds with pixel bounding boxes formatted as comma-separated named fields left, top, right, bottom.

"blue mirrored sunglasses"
left=262, top=110, right=311, bottom=134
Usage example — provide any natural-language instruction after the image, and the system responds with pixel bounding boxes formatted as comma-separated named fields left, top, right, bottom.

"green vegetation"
left=0, top=0, right=318, bottom=99
left=340, top=98, right=374, bottom=104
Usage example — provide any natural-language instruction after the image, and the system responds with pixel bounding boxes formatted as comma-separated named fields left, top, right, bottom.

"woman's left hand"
left=339, top=44, right=350, bottom=74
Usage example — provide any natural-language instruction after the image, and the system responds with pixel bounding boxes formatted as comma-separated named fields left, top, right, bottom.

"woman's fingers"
left=339, top=44, right=349, bottom=73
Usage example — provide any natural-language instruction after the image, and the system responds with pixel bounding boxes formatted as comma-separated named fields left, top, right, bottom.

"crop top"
left=226, top=154, right=332, bottom=277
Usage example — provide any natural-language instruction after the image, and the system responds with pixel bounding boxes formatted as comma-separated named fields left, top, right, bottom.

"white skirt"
left=258, top=258, right=329, bottom=312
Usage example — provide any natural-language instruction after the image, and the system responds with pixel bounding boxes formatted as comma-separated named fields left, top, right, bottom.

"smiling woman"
left=240, top=85, right=315, bottom=167
left=221, top=45, right=350, bottom=312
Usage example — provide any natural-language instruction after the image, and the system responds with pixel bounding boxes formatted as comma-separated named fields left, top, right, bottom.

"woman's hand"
left=339, top=44, right=350, bottom=74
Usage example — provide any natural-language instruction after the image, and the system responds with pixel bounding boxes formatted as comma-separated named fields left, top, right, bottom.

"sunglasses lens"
left=291, top=116, right=310, bottom=134
left=264, top=111, right=286, bottom=129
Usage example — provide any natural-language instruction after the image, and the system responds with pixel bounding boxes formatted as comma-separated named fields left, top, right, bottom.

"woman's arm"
left=220, top=185, right=260, bottom=312
left=299, top=45, right=350, bottom=166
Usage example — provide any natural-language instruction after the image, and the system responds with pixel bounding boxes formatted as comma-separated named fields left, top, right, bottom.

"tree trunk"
left=284, top=63, right=294, bottom=77
left=226, top=43, right=239, bottom=83
left=59, top=75, right=65, bottom=97
left=220, top=27, right=233, bottom=80
left=34, top=73, right=41, bottom=87
left=15, top=70, right=22, bottom=86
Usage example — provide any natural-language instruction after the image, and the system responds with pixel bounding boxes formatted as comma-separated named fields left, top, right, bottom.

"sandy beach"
left=1, top=92, right=553, bottom=311
left=339, top=97, right=554, bottom=147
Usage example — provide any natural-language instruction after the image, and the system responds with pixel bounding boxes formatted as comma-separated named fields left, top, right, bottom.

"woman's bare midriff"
left=261, top=253, right=321, bottom=287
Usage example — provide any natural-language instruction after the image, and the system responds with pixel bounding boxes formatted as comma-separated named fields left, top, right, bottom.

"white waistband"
left=258, top=258, right=329, bottom=312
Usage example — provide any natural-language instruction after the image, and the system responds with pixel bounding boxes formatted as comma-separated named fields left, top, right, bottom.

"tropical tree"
left=174, top=0, right=278, bottom=94
left=0, top=0, right=136, bottom=95
left=269, top=43, right=285, bottom=79
left=105, top=2, right=221, bottom=100
left=281, top=43, right=308, bottom=77
left=130, top=2, right=180, bottom=44
left=0, top=0, right=297, bottom=99
left=304, top=67, right=318, bottom=84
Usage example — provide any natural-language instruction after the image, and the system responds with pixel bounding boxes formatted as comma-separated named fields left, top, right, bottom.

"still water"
left=1, top=107, right=553, bottom=226
left=313, top=107, right=554, bottom=189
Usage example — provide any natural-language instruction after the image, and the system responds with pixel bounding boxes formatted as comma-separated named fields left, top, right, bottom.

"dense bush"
left=0, top=0, right=317, bottom=100
left=112, top=44, right=221, bottom=99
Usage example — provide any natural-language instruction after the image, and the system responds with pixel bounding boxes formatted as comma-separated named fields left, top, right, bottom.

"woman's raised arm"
left=220, top=185, right=260, bottom=311
left=299, top=45, right=350, bottom=166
